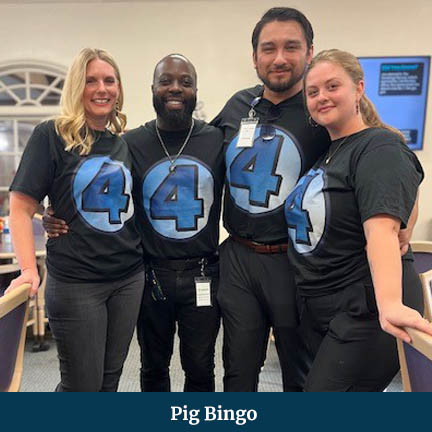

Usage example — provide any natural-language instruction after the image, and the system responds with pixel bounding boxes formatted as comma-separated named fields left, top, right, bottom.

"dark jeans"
left=45, top=270, right=145, bottom=392
left=218, top=237, right=310, bottom=392
left=301, top=259, right=423, bottom=392
left=137, top=261, right=220, bottom=392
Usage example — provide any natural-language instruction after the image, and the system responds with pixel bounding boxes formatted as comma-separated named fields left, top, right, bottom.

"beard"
left=257, top=65, right=306, bottom=94
left=153, top=94, right=197, bottom=129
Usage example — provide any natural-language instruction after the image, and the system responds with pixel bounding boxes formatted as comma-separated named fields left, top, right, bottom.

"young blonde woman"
left=284, top=49, right=432, bottom=391
left=7, top=48, right=144, bottom=391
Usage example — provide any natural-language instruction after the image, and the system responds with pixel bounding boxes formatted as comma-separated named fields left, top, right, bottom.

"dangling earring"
left=308, top=115, right=318, bottom=128
left=356, top=101, right=359, bottom=115
left=115, top=100, right=120, bottom=117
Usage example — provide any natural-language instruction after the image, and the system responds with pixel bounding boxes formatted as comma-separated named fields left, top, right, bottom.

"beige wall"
left=1, top=0, right=431, bottom=238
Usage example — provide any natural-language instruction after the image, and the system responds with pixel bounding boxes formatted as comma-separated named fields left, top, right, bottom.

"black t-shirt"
left=125, top=119, right=224, bottom=260
left=285, top=127, right=423, bottom=296
left=10, top=120, right=144, bottom=283
left=211, top=85, right=330, bottom=243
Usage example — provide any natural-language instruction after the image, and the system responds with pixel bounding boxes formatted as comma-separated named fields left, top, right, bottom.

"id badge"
left=236, top=118, right=259, bottom=148
left=195, top=277, right=212, bottom=307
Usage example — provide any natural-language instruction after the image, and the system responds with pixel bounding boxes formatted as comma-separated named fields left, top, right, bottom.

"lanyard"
left=248, top=96, right=262, bottom=119
left=236, top=90, right=267, bottom=148
left=248, top=91, right=278, bottom=141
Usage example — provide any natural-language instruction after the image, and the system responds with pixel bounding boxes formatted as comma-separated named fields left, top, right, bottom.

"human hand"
left=378, top=302, right=432, bottom=343
left=398, top=227, right=412, bottom=256
left=42, top=206, right=68, bottom=238
left=5, top=268, right=40, bottom=297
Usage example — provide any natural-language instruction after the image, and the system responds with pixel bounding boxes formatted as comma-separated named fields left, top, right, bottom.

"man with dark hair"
left=251, top=7, right=314, bottom=52
left=211, top=7, right=330, bottom=392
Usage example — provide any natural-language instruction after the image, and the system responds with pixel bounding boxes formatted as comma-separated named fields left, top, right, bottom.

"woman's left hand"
left=379, top=302, right=432, bottom=343
left=5, top=268, right=40, bottom=297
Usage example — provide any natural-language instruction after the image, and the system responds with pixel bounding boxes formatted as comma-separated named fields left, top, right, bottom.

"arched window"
left=0, top=60, right=66, bottom=216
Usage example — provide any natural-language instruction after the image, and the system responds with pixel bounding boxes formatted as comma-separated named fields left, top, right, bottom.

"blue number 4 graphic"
left=285, top=169, right=321, bottom=245
left=230, top=135, right=282, bottom=207
left=150, top=165, right=204, bottom=231
left=82, top=162, right=130, bottom=224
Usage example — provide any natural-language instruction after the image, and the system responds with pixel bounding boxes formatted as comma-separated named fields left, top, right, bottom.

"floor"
left=20, top=329, right=402, bottom=392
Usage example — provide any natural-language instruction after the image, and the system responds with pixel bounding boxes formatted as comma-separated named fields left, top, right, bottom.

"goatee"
left=153, top=94, right=197, bottom=129
left=257, top=66, right=306, bottom=94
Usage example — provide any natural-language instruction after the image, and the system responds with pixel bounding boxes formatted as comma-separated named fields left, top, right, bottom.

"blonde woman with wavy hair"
left=285, top=49, right=432, bottom=391
left=55, top=47, right=127, bottom=155
left=7, top=48, right=145, bottom=391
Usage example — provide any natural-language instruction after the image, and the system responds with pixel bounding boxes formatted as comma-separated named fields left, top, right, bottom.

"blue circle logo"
left=226, top=125, right=301, bottom=214
left=142, top=156, right=214, bottom=240
left=73, top=156, right=134, bottom=232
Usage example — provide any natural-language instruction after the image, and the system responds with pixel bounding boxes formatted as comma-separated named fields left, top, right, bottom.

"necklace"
left=325, top=135, right=349, bottom=164
left=155, top=119, right=195, bottom=172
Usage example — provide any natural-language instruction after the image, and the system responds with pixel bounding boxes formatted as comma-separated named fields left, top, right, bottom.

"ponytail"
left=360, top=94, right=405, bottom=142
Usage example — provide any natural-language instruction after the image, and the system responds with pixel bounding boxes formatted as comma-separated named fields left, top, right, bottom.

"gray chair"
left=419, top=270, right=432, bottom=322
left=0, top=264, right=20, bottom=295
left=0, top=283, right=30, bottom=392
left=0, top=264, right=39, bottom=342
left=411, top=241, right=432, bottom=274
left=397, top=327, right=432, bottom=392
left=411, top=241, right=432, bottom=320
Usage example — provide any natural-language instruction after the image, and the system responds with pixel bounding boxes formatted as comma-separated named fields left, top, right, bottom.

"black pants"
left=45, top=271, right=145, bottom=392
left=301, top=259, right=423, bottom=392
left=218, top=237, right=310, bottom=392
left=136, top=261, right=220, bottom=392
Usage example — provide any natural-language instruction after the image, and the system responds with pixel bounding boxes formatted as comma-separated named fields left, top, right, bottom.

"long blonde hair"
left=304, top=49, right=405, bottom=141
left=55, top=48, right=127, bottom=155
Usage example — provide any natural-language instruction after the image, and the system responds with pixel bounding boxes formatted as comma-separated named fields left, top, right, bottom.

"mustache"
left=152, top=94, right=197, bottom=122
left=269, top=66, right=291, bottom=72
left=163, top=96, right=184, bottom=102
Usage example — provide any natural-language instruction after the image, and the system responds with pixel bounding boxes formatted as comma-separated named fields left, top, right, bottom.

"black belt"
left=232, top=235, right=288, bottom=254
left=148, top=254, right=218, bottom=271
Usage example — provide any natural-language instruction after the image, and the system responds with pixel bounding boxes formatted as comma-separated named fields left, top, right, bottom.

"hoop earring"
left=308, top=115, right=318, bottom=128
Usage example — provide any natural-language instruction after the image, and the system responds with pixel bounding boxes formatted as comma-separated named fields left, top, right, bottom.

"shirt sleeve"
left=354, top=141, right=423, bottom=228
left=9, top=122, right=55, bottom=202
left=209, top=93, right=235, bottom=129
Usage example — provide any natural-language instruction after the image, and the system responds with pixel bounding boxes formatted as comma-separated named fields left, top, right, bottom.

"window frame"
left=0, top=60, right=66, bottom=215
